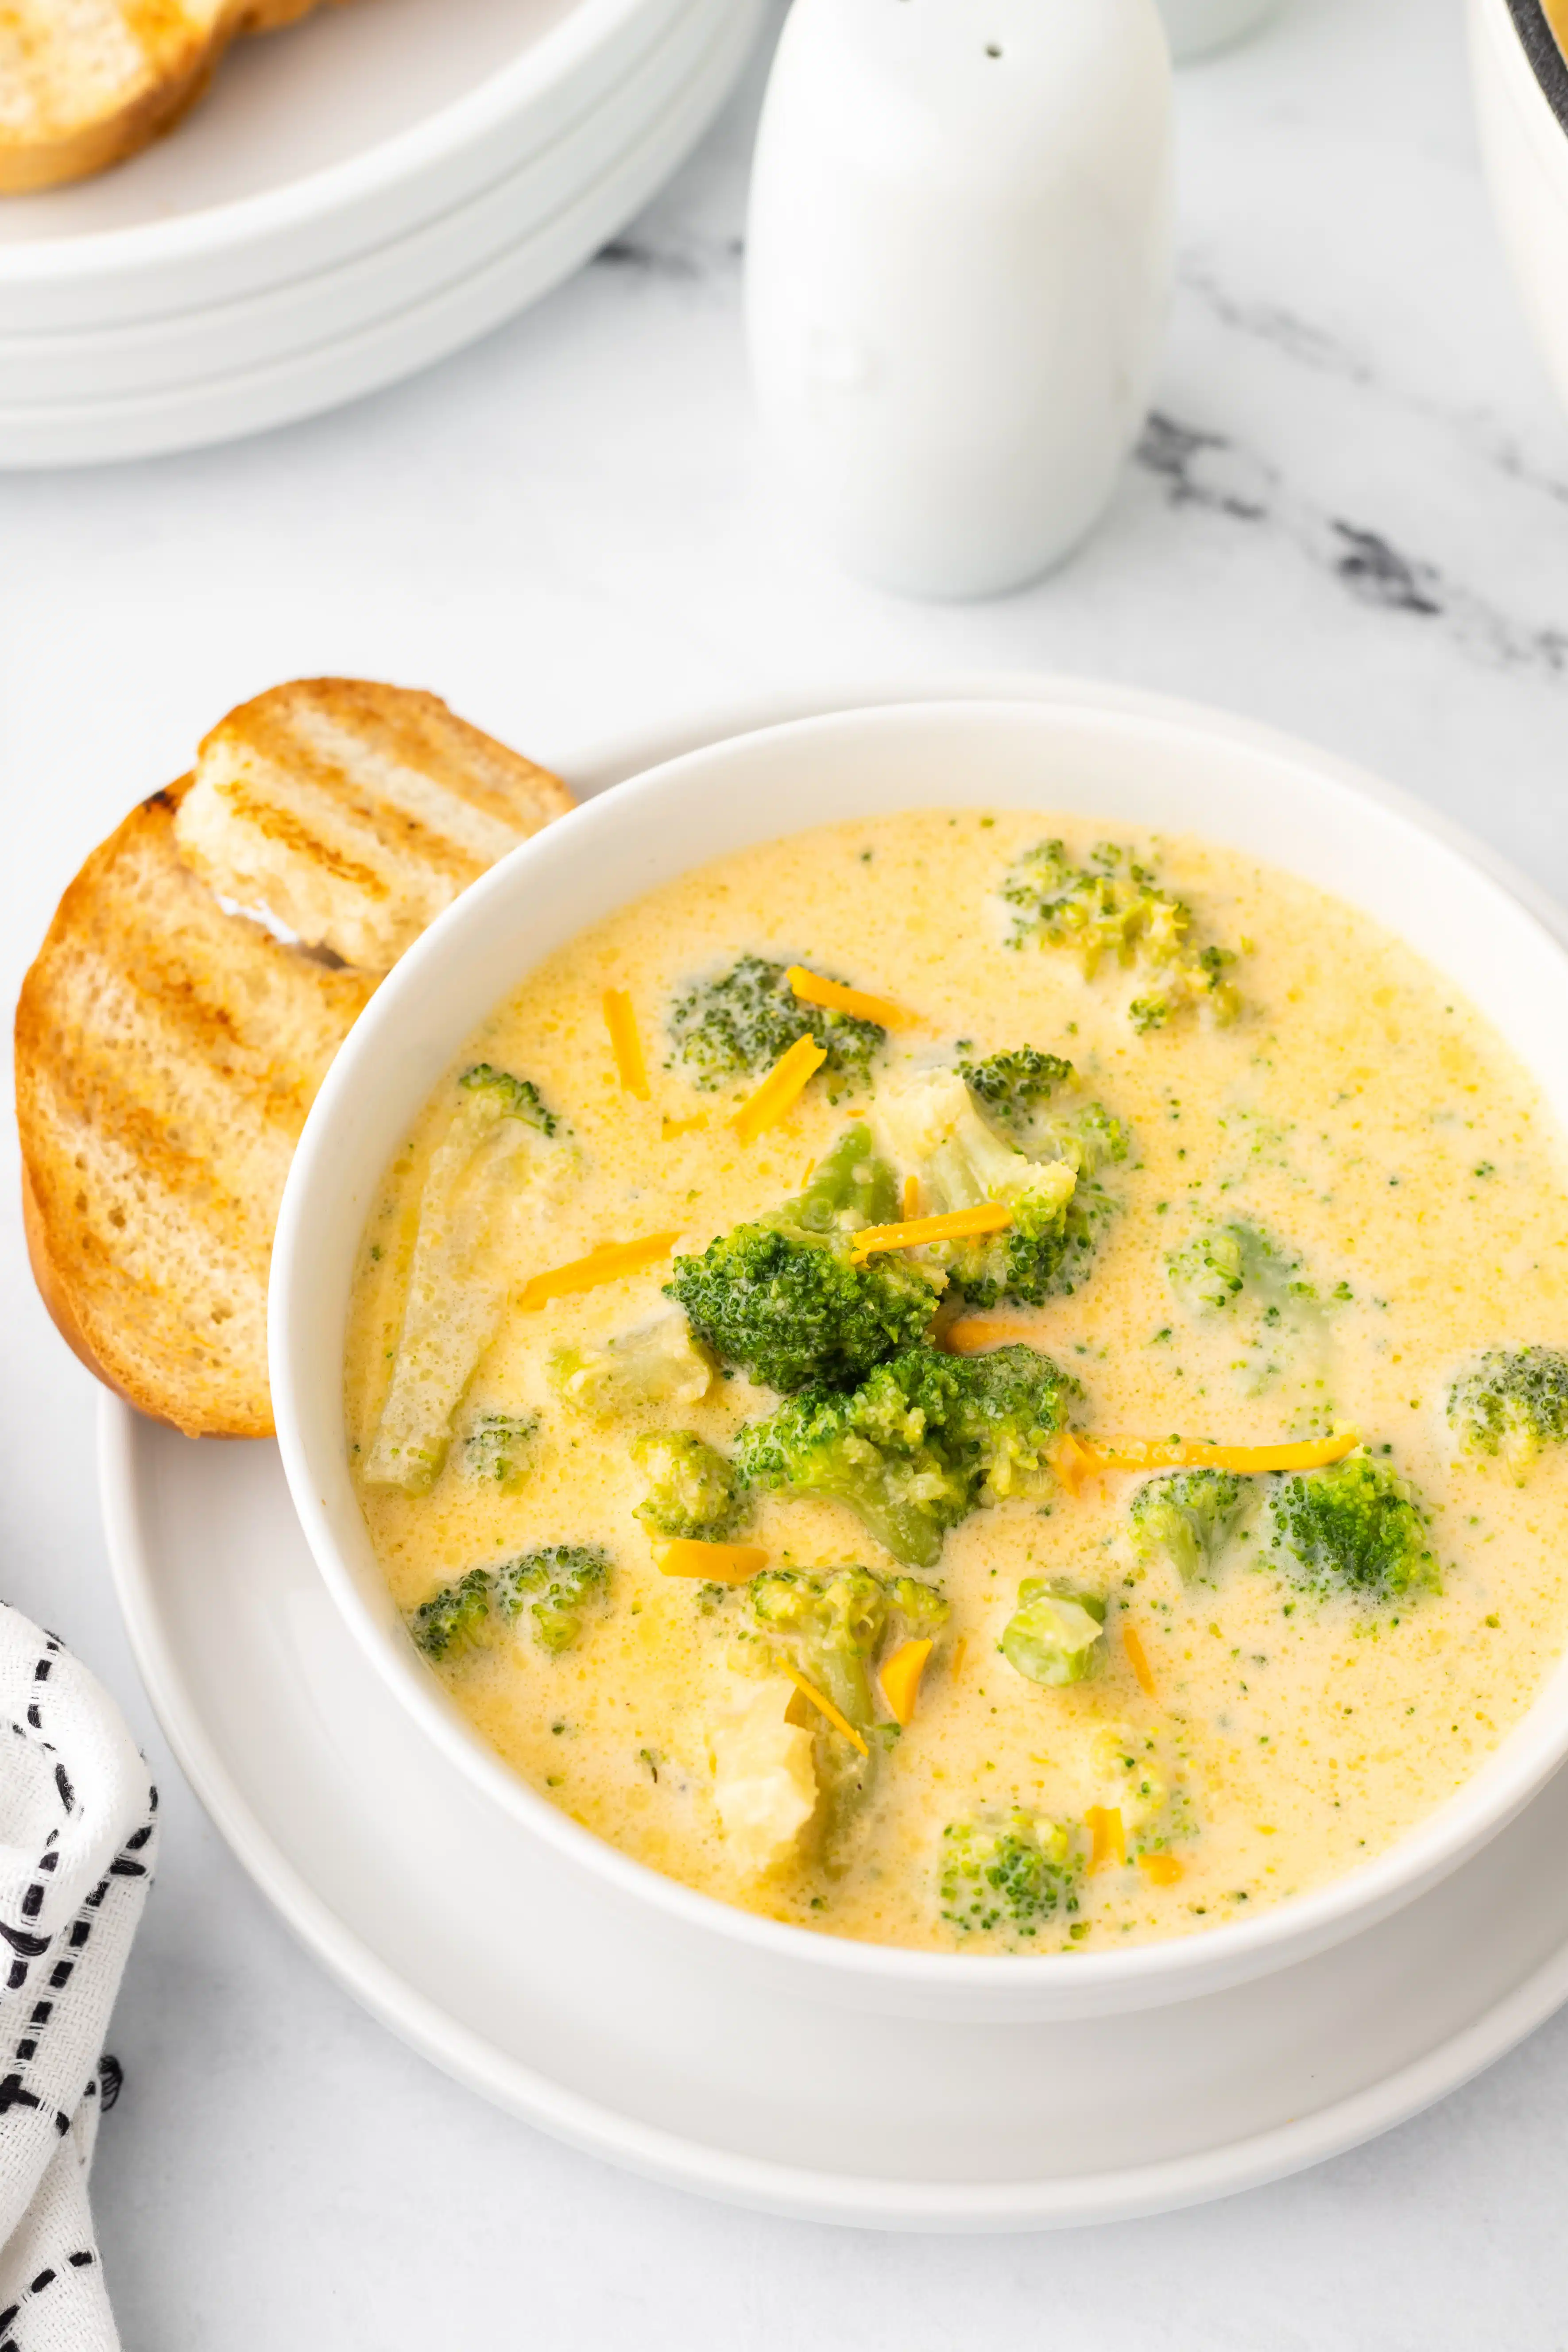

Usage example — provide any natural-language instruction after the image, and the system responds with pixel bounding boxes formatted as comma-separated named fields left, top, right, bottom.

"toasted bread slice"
left=173, top=677, right=574, bottom=973
left=16, top=778, right=376, bottom=1437
left=0, top=0, right=346, bottom=196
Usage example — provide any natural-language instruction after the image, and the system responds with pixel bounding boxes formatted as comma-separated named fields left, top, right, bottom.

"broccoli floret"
left=407, top=1567, right=496, bottom=1662
left=1000, top=1580, right=1107, bottom=1687
left=459, top=1062, right=561, bottom=1136
left=735, top=1360, right=972, bottom=1566
left=874, top=1068, right=1097, bottom=1308
left=1166, top=1219, right=1327, bottom=1397
left=938, top=1813, right=1083, bottom=1937
left=1000, top=838, right=1243, bottom=1029
left=1266, top=1451, right=1439, bottom=1602
left=957, top=1048, right=1076, bottom=1126
left=665, top=1222, right=941, bottom=1394
left=748, top=1565, right=949, bottom=1845
left=462, top=1412, right=538, bottom=1492
left=734, top=1345, right=1078, bottom=1564
left=631, top=1430, right=747, bottom=1540
left=1448, top=1347, right=1568, bottom=1482
left=782, top=1124, right=898, bottom=1234
left=494, top=1544, right=611, bottom=1654
left=1129, top=1469, right=1248, bottom=1582
left=549, top=1312, right=715, bottom=1415
left=667, top=953, right=884, bottom=1094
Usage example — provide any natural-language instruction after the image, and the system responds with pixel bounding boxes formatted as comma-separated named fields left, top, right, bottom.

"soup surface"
left=345, top=810, right=1568, bottom=1953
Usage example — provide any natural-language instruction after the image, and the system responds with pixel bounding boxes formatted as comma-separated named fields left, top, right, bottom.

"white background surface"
left=3, top=0, right=1568, bottom=2342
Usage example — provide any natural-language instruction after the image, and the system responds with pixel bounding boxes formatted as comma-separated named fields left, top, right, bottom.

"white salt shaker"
left=745, top=0, right=1174, bottom=600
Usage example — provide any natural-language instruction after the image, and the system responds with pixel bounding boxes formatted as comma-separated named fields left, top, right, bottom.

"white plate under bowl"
left=0, top=0, right=709, bottom=332
left=0, top=0, right=761, bottom=468
left=100, top=677, right=1568, bottom=2227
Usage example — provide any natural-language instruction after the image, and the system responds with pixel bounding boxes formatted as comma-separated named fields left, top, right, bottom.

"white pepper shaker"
left=745, top=0, right=1173, bottom=600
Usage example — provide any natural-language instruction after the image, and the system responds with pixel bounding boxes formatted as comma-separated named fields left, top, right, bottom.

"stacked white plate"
left=0, top=0, right=765, bottom=468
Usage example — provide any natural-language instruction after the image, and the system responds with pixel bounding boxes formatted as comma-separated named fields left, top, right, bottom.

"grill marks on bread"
left=0, top=0, right=346, bottom=193
left=175, top=679, right=573, bottom=971
left=15, top=677, right=572, bottom=1438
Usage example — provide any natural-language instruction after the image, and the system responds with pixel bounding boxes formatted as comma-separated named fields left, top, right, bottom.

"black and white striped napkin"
left=0, top=1605, right=156, bottom=2352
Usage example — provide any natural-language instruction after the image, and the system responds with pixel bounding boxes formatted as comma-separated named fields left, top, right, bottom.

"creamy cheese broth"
left=344, top=811, right=1568, bottom=1953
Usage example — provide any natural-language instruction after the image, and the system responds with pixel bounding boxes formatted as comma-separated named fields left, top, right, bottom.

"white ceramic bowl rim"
left=272, top=688, right=1568, bottom=2004
left=0, top=0, right=689, bottom=285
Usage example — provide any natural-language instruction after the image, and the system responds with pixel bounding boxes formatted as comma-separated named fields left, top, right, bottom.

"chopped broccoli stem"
left=459, top=1062, right=561, bottom=1136
left=666, top=954, right=884, bottom=1094
left=664, top=1220, right=941, bottom=1395
left=549, top=1313, right=715, bottom=1415
left=782, top=1124, right=898, bottom=1234
left=1000, top=838, right=1243, bottom=1028
left=734, top=1344, right=1078, bottom=1565
left=939, top=1813, right=1083, bottom=1936
left=407, top=1568, right=496, bottom=1662
left=494, top=1544, right=611, bottom=1654
left=1000, top=1580, right=1107, bottom=1687
left=1266, top=1451, right=1440, bottom=1602
left=1448, top=1347, right=1568, bottom=1482
left=366, top=1078, right=577, bottom=1492
left=631, top=1430, right=747, bottom=1540
left=463, top=1412, right=538, bottom=1493
left=1129, top=1469, right=1248, bottom=1582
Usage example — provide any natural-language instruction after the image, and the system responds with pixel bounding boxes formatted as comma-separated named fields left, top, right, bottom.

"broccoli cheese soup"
left=343, top=811, right=1568, bottom=1954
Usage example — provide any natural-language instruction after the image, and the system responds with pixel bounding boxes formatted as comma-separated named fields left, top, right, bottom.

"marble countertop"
left=4, top=0, right=1568, bottom=2341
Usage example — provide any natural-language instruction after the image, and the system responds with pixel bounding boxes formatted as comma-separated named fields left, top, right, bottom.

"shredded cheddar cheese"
left=1050, top=1427, right=1359, bottom=1497
left=730, top=1036, right=827, bottom=1144
left=652, top=1539, right=769, bottom=1582
left=1122, top=1623, right=1158, bottom=1700
left=661, top=1112, right=709, bottom=1141
left=848, top=1203, right=1013, bottom=1265
left=1086, top=1805, right=1127, bottom=1871
left=941, top=1315, right=1048, bottom=1355
left=878, top=1638, right=933, bottom=1727
left=949, top=1635, right=968, bottom=1683
left=1138, top=1853, right=1185, bottom=1887
left=780, top=1664, right=870, bottom=1755
left=786, top=965, right=923, bottom=1031
left=601, top=988, right=650, bottom=1100
left=517, top=1232, right=680, bottom=1310
left=902, top=1174, right=921, bottom=1222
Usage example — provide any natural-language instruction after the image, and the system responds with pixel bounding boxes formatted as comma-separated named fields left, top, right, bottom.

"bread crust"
left=0, top=0, right=349, bottom=196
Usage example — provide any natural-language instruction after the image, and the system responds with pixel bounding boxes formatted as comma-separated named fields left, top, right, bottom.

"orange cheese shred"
left=1050, top=1428, right=1359, bottom=1497
left=950, top=1635, right=968, bottom=1683
left=1138, top=1852, right=1185, bottom=1887
left=878, top=1638, right=934, bottom=1727
left=661, top=1112, right=709, bottom=1141
left=941, top=1315, right=1049, bottom=1356
left=786, top=965, right=923, bottom=1031
left=601, top=988, right=650, bottom=1101
left=730, top=1035, right=827, bottom=1144
left=848, top=1203, right=1013, bottom=1265
left=780, top=1664, right=870, bottom=1755
left=902, top=1174, right=921, bottom=1222
left=1122, top=1622, right=1158, bottom=1700
left=1086, top=1805, right=1127, bottom=1871
left=517, top=1231, right=680, bottom=1310
left=651, top=1539, right=768, bottom=1583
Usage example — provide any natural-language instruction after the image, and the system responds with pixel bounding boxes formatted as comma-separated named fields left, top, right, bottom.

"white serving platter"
left=97, top=677, right=1568, bottom=2229
left=0, top=0, right=709, bottom=329
left=0, top=0, right=761, bottom=467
